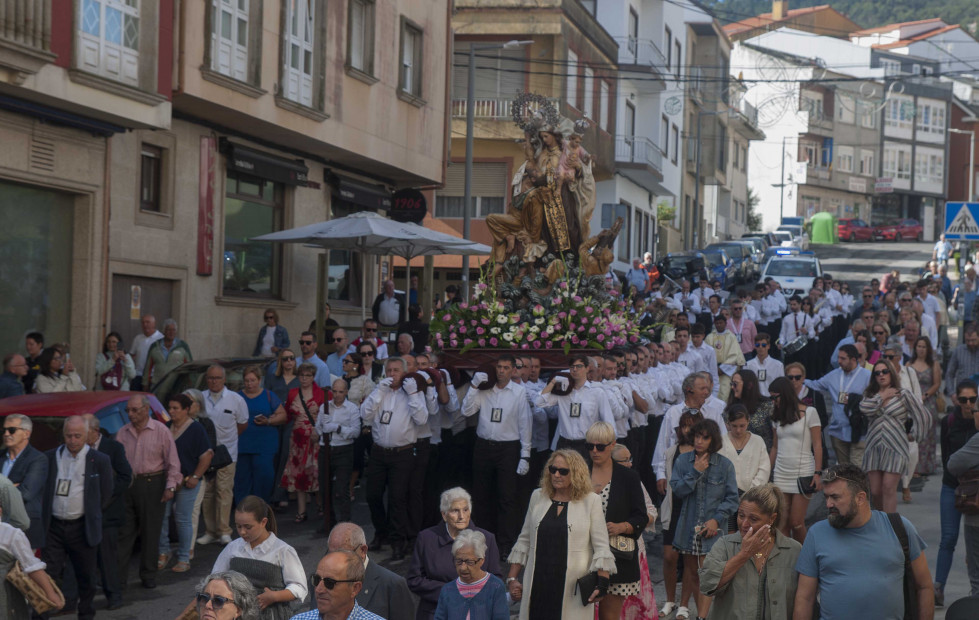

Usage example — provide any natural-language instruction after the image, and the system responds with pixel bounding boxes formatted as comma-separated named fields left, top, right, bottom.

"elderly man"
left=326, top=329, right=349, bottom=378
left=289, top=550, right=385, bottom=620
left=198, top=365, right=249, bottom=546
left=625, top=257, right=650, bottom=295
left=128, top=315, right=163, bottom=391
left=143, top=318, right=192, bottom=390
left=348, top=319, right=390, bottom=361
left=40, top=416, right=113, bottom=620
left=0, top=353, right=27, bottom=399
left=1, top=413, right=48, bottom=548
left=947, top=325, right=979, bottom=397
left=116, top=395, right=181, bottom=589
left=372, top=279, right=406, bottom=328
left=326, top=522, right=414, bottom=620
left=727, top=299, right=757, bottom=358
left=805, top=345, right=871, bottom=467
left=395, top=333, right=414, bottom=358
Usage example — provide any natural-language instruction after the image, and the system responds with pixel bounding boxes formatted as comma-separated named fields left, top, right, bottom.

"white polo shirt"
left=204, top=387, right=249, bottom=461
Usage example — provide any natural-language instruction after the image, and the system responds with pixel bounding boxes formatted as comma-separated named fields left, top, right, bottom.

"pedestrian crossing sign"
left=945, top=203, right=979, bottom=240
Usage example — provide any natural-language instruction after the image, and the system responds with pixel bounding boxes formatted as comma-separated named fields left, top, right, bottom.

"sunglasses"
left=311, top=574, right=360, bottom=590
left=2, top=427, right=23, bottom=435
left=196, top=593, right=235, bottom=610
left=786, top=374, right=803, bottom=380
left=821, top=469, right=861, bottom=485
left=883, top=354, right=899, bottom=360
left=873, top=331, right=885, bottom=335
left=299, top=340, right=315, bottom=345
left=548, top=465, right=570, bottom=476
left=364, top=328, right=378, bottom=333
left=959, top=396, right=979, bottom=404
left=586, top=441, right=612, bottom=452
left=264, top=315, right=275, bottom=320
left=754, top=342, right=769, bottom=348
left=360, top=351, right=375, bottom=356
left=281, top=356, right=296, bottom=361
left=874, top=370, right=890, bottom=376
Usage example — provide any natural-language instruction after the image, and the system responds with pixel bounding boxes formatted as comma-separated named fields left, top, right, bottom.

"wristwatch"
left=506, top=577, right=517, bottom=585
left=167, top=487, right=176, bottom=493
left=191, top=474, right=200, bottom=480
left=813, top=470, right=822, bottom=475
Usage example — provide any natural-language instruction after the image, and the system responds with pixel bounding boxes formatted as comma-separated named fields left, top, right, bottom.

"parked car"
left=838, top=218, right=874, bottom=242
left=0, top=392, right=169, bottom=451
left=704, top=242, right=755, bottom=283
left=763, top=246, right=804, bottom=262
left=151, top=357, right=271, bottom=405
left=776, top=225, right=809, bottom=250
left=739, top=237, right=769, bottom=261
left=746, top=232, right=778, bottom=247
left=701, top=249, right=738, bottom=290
left=659, top=252, right=711, bottom=285
left=771, top=231, right=793, bottom=246
left=759, top=253, right=822, bottom=297
left=872, top=218, right=923, bottom=242
left=742, top=235, right=772, bottom=251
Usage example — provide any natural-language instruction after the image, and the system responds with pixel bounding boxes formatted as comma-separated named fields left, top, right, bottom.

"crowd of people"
left=3, top=259, right=979, bottom=620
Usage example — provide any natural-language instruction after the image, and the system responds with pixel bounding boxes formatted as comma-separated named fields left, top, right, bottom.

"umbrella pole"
left=405, top=258, right=411, bottom=316
left=361, top=254, right=368, bottom=325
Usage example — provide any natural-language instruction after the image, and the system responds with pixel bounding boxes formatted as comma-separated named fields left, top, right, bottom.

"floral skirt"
left=280, top=425, right=320, bottom=493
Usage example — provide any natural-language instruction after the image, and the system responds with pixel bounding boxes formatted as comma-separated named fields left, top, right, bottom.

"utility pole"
left=779, top=136, right=786, bottom=221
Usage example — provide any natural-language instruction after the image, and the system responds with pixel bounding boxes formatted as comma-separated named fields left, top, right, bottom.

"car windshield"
left=766, top=260, right=818, bottom=277
left=773, top=232, right=791, bottom=241
left=664, top=255, right=699, bottom=268
left=778, top=226, right=801, bottom=236
left=702, top=252, right=724, bottom=267
left=710, top=244, right=742, bottom=255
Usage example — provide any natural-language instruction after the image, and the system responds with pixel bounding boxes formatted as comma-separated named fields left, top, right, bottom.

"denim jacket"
left=669, top=451, right=739, bottom=554
left=253, top=324, right=291, bottom=357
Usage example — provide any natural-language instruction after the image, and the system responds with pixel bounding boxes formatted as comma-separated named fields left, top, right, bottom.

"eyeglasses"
left=310, top=574, right=360, bottom=590
left=2, top=427, right=23, bottom=435
left=786, top=374, right=803, bottom=381
left=613, top=457, right=633, bottom=464
left=360, top=351, right=375, bottom=357
left=281, top=356, right=296, bottom=361
left=959, top=396, right=979, bottom=404
left=196, top=593, right=235, bottom=610
left=299, top=340, right=315, bottom=345
left=548, top=465, right=570, bottom=476
left=453, top=558, right=480, bottom=567
left=874, top=370, right=890, bottom=376
left=873, top=331, right=885, bottom=335
left=883, top=354, right=899, bottom=360
left=364, top=328, right=378, bottom=333
left=264, top=315, right=275, bottom=320
left=343, top=359, right=356, bottom=364
left=300, top=373, right=315, bottom=379
left=754, top=342, right=769, bottom=348
left=586, top=441, right=612, bottom=452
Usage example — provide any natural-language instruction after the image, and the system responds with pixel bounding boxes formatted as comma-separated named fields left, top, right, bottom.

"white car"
left=759, top=254, right=822, bottom=297
left=777, top=225, right=810, bottom=250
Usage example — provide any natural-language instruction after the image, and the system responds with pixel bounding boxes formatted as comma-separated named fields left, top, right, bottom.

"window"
left=800, top=141, right=818, bottom=166
left=211, top=0, right=249, bottom=81
left=665, top=27, right=672, bottom=69
left=883, top=145, right=911, bottom=181
left=398, top=18, right=423, bottom=100
left=801, top=91, right=823, bottom=120
left=583, top=67, right=594, bottom=119
left=77, top=0, right=140, bottom=85
left=660, top=114, right=669, bottom=156
left=859, top=100, right=876, bottom=128
left=328, top=203, right=362, bottom=304
left=860, top=150, right=875, bottom=176
left=450, top=42, right=524, bottom=101
left=916, top=102, right=945, bottom=136
left=347, top=0, right=375, bottom=76
left=741, top=146, right=747, bottom=172
left=837, top=94, right=855, bottom=124
left=600, top=81, right=610, bottom=131
left=223, top=174, right=284, bottom=298
left=885, top=97, right=914, bottom=131
left=435, top=162, right=507, bottom=219
left=733, top=142, right=740, bottom=169
left=671, top=124, right=679, bottom=164
left=140, top=144, right=162, bottom=212
left=674, top=41, right=681, bottom=79
left=881, top=59, right=901, bottom=76
left=837, top=146, right=854, bottom=173
left=627, top=8, right=638, bottom=58
left=717, top=126, right=727, bottom=171
left=566, top=50, right=578, bottom=108
left=283, top=0, right=315, bottom=107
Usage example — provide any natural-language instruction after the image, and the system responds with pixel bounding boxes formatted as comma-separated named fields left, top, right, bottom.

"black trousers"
left=317, top=441, right=333, bottom=531
left=42, top=518, right=98, bottom=620
left=330, top=444, right=354, bottom=523
left=407, top=438, right=432, bottom=537
left=98, top=525, right=122, bottom=604
left=439, top=429, right=473, bottom=492
left=118, top=472, right=166, bottom=584
left=365, top=445, right=414, bottom=545
left=642, top=416, right=662, bottom=497
left=472, top=438, right=521, bottom=552
left=421, top=443, right=442, bottom=529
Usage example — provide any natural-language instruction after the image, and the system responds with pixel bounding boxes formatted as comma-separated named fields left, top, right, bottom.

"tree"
left=746, top=187, right=762, bottom=231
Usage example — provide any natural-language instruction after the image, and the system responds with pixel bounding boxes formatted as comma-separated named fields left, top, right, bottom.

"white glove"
left=403, top=377, right=418, bottom=393
left=471, top=372, right=488, bottom=387
left=554, top=376, right=569, bottom=389
left=516, top=458, right=530, bottom=476
left=321, top=422, right=339, bottom=434
left=379, top=377, right=394, bottom=390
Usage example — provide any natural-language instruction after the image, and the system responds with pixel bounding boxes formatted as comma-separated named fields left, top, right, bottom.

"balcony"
left=686, top=67, right=705, bottom=103
left=0, top=0, right=56, bottom=79
left=450, top=96, right=564, bottom=142
left=451, top=97, right=518, bottom=120
left=615, top=36, right=668, bottom=85
left=615, top=135, right=667, bottom=193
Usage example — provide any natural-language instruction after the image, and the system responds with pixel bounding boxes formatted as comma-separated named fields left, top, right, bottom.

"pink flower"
left=481, top=318, right=491, bottom=326
left=476, top=327, right=485, bottom=335
left=545, top=341, right=553, bottom=349
left=450, top=339, right=459, bottom=347
left=629, top=335, right=638, bottom=343
left=571, top=335, right=580, bottom=344
left=470, top=320, right=478, bottom=326
left=527, top=333, right=537, bottom=342
left=532, top=341, right=542, bottom=349
left=557, top=312, right=567, bottom=319
left=552, top=297, right=562, bottom=305
left=584, top=306, right=594, bottom=313
left=568, top=323, right=576, bottom=331
left=463, top=338, right=473, bottom=345
left=459, top=326, right=467, bottom=334
left=478, top=339, right=486, bottom=347
left=572, top=295, right=582, bottom=302
left=490, top=337, right=499, bottom=346
left=570, top=309, right=578, bottom=316
left=597, top=334, right=605, bottom=342
left=442, top=314, right=452, bottom=321
left=559, top=282, right=569, bottom=289
left=521, top=343, right=530, bottom=350
left=460, top=303, right=469, bottom=310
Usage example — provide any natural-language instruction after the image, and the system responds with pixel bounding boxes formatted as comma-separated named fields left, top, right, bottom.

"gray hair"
left=398, top=333, right=413, bottom=344
left=697, top=371, right=713, bottom=387
left=439, top=487, right=472, bottom=514
left=327, top=522, right=367, bottom=553
left=182, top=389, right=207, bottom=417
left=384, top=357, right=406, bottom=372
left=884, top=343, right=903, bottom=355
left=195, top=571, right=259, bottom=620
left=162, top=318, right=178, bottom=330
left=681, top=373, right=698, bottom=395
left=452, top=529, right=487, bottom=560
left=63, top=415, right=89, bottom=434
left=206, top=364, right=226, bottom=378
left=5, top=414, right=31, bottom=432
left=335, top=550, right=366, bottom=581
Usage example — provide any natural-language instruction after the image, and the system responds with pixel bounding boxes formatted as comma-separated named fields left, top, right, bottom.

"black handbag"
left=207, top=444, right=233, bottom=474
left=797, top=476, right=816, bottom=495
left=575, top=572, right=598, bottom=606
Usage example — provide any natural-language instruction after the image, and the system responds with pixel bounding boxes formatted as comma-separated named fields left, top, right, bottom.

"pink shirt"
left=728, top=317, right=758, bottom=355
left=117, top=418, right=183, bottom=490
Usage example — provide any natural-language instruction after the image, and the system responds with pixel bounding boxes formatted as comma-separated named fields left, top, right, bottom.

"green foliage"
left=656, top=201, right=677, bottom=223
left=704, top=0, right=979, bottom=35
left=746, top=187, right=763, bottom=231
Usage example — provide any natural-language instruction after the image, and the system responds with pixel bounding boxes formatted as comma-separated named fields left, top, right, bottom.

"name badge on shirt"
left=681, top=360, right=688, bottom=367
left=758, top=369, right=766, bottom=381
left=715, top=342, right=722, bottom=350
left=570, top=402, right=582, bottom=418
left=838, top=393, right=849, bottom=405
left=490, top=408, right=503, bottom=423
left=736, top=333, right=742, bottom=343
left=380, top=410, right=393, bottom=425
left=56, top=480, right=71, bottom=496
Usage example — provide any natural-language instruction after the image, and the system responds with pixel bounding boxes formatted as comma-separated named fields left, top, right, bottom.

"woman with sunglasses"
left=584, top=422, right=647, bottom=620
left=433, top=529, right=508, bottom=620
left=193, top=571, right=260, bottom=620
left=280, top=363, right=325, bottom=523
left=265, top=349, right=300, bottom=511
left=507, top=449, right=614, bottom=620
left=669, top=419, right=738, bottom=620
left=253, top=308, right=290, bottom=358
left=727, top=369, right=774, bottom=453
left=341, top=352, right=375, bottom=408
left=871, top=322, right=891, bottom=360
left=860, top=359, right=930, bottom=512
left=33, top=346, right=85, bottom=393
left=659, top=410, right=701, bottom=619
left=908, top=336, right=942, bottom=479
left=934, top=380, right=979, bottom=606
left=769, top=376, right=821, bottom=543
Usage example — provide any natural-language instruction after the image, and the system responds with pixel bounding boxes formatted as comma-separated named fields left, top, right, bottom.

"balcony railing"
left=451, top=96, right=560, bottom=120
left=0, top=0, right=51, bottom=52
left=615, top=135, right=663, bottom=172
left=614, top=36, right=667, bottom=71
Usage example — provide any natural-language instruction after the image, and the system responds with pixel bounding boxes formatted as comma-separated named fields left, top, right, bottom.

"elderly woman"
left=699, top=484, right=802, bottom=620
left=408, top=488, right=502, bottom=620
left=254, top=309, right=290, bottom=357
left=280, top=362, right=325, bottom=523
left=506, top=449, right=615, bottom=620
left=193, top=570, right=260, bottom=620
left=585, top=422, right=647, bottom=620
left=433, top=530, right=508, bottom=620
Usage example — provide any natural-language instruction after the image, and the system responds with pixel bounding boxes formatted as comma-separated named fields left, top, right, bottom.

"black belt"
left=52, top=516, right=83, bottom=523
left=477, top=437, right=520, bottom=446
left=374, top=443, right=414, bottom=454
left=134, top=471, right=165, bottom=481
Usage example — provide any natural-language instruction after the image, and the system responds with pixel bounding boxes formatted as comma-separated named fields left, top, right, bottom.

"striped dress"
left=860, top=389, right=913, bottom=474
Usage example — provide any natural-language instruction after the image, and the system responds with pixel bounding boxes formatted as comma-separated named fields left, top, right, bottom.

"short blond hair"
left=540, top=450, right=592, bottom=501
left=585, top=421, right=615, bottom=445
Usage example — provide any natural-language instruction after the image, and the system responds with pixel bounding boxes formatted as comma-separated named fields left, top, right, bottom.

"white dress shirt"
left=521, top=380, right=553, bottom=451
left=601, top=379, right=632, bottom=439
left=212, top=533, right=307, bottom=600
left=690, top=343, right=721, bottom=396
left=129, top=331, right=163, bottom=374
left=622, top=374, right=650, bottom=429
left=438, top=373, right=465, bottom=436
left=677, top=348, right=708, bottom=374
left=204, top=388, right=249, bottom=460
left=918, top=293, right=940, bottom=321
left=461, top=381, right=532, bottom=459
left=538, top=384, right=615, bottom=448
left=0, top=522, right=45, bottom=572
left=52, top=444, right=89, bottom=520
left=652, top=400, right=729, bottom=480
left=780, top=311, right=815, bottom=344
left=673, top=291, right=702, bottom=322
left=744, top=303, right=760, bottom=322
left=316, top=400, right=362, bottom=447
left=377, top=294, right=401, bottom=326
left=745, top=356, right=784, bottom=396
left=360, top=383, right=428, bottom=448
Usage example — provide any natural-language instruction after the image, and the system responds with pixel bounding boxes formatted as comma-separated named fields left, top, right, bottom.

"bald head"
left=327, top=522, right=368, bottom=560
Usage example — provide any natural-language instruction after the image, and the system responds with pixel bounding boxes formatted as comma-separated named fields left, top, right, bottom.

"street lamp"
left=950, top=125, right=977, bottom=201
left=461, top=39, right=533, bottom=301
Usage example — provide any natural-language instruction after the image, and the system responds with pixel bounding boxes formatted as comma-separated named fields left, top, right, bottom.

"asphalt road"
left=94, top=238, right=969, bottom=619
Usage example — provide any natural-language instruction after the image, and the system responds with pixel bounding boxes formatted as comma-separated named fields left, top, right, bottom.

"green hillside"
left=704, top=0, right=979, bottom=35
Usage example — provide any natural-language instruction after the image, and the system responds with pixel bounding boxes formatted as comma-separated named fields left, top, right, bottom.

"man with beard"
left=793, top=463, right=934, bottom=620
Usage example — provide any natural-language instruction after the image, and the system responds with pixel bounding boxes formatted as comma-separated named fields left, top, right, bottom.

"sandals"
left=157, top=554, right=170, bottom=570
left=903, top=488, right=913, bottom=503
left=172, top=561, right=191, bottom=573
left=659, top=602, right=677, bottom=618
left=295, top=512, right=308, bottom=523
left=676, top=606, right=690, bottom=620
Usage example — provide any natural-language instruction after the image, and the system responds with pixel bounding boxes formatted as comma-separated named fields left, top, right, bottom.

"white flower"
left=496, top=315, right=508, bottom=324
left=502, top=333, right=514, bottom=342
left=490, top=327, right=501, bottom=335
left=530, top=326, right=540, bottom=333
left=535, top=317, right=545, bottom=325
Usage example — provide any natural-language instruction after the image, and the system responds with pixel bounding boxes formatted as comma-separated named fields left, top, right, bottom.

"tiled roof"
left=723, top=4, right=833, bottom=35
left=871, top=24, right=960, bottom=49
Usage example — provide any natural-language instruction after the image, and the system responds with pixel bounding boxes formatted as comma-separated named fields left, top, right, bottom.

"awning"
left=0, top=95, right=126, bottom=136
left=222, top=141, right=308, bottom=186
left=332, top=177, right=392, bottom=211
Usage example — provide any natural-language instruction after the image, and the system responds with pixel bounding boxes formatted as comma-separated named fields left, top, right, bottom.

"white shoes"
left=219, top=534, right=233, bottom=544
left=196, top=534, right=218, bottom=545
left=676, top=606, right=690, bottom=620
left=659, top=602, right=677, bottom=618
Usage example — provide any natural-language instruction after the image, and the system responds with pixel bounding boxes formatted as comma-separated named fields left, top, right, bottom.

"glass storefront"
left=222, top=173, right=284, bottom=297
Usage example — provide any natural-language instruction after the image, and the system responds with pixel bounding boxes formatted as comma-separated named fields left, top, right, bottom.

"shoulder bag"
left=886, top=512, right=919, bottom=620
left=99, top=355, right=124, bottom=391
left=199, top=416, right=232, bottom=475
left=6, top=561, right=64, bottom=614
left=796, top=406, right=817, bottom=498
left=955, top=470, right=979, bottom=515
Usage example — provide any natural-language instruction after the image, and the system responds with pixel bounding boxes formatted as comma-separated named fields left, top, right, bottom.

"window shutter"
left=440, top=163, right=507, bottom=197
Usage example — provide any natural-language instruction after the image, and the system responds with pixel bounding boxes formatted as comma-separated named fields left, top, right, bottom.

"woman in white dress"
left=768, top=377, right=822, bottom=544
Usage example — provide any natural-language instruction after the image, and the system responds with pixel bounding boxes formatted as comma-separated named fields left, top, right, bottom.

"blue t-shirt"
left=796, top=511, right=925, bottom=620
left=237, top=389, right=283, bottom=454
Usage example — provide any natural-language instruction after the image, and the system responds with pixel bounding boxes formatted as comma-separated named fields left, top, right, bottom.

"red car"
left=873, top=219, right=923, bottom=242
left=838, top=218, right=874, bottom=242
left=0, top=392, right=169, bottom=451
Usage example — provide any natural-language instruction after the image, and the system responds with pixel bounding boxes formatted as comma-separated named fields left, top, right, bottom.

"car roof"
left=0, top=391, right=165, bottom=417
